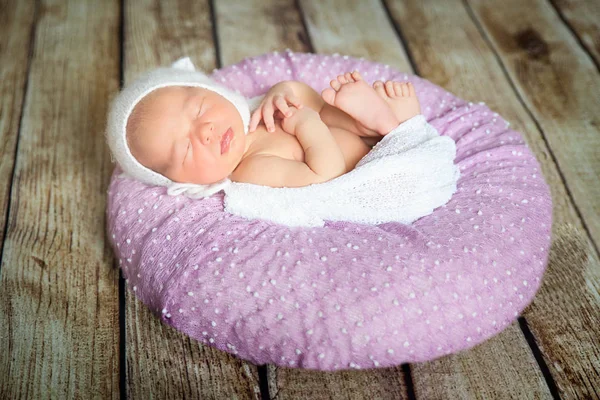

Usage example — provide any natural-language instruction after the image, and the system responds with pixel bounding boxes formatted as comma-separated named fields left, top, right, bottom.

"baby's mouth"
left=220, top=127, right=233, bottom=154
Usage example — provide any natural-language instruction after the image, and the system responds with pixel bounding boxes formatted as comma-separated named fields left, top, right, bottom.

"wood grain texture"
left=412, top=324, right=551, bottom=399
left=385, top=0, right=600, bottom=397
left=267, top=366, right=407, bottom=400
left=299, top=0, right=412, bottom=73
left=127, top=296, right=261, bottom=400
left=468, top=0, right=600, bottom=250
left=0, top=0, right=120, bottom=398
left=0, top=1, right=35, bottom=250
left=215, top=0, right=310, bottom=66
left=123, top=0, right=261, bottom=398
left=525, top=223, right=600, bottom=399
left=551, top=0, right=600, bottom=68
left=124, top=0, right=217, bottom=79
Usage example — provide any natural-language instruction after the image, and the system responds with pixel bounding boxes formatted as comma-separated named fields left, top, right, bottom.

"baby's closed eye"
left=194, top=97, right=206, bottom=119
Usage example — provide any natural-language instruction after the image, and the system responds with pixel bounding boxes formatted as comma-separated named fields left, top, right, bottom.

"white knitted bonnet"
left=106, top=57, right=251, bottom=198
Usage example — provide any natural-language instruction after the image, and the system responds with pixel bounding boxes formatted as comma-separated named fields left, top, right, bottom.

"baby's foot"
left=321, top=71, right=400, bottom=136
left=372, top=80, right=421, bottom=125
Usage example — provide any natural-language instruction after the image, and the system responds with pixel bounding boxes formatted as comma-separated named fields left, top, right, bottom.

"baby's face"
left=126, top=86, right=245, bottom=185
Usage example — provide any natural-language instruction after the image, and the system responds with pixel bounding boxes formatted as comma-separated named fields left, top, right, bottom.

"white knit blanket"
left=223, top=114, right=460, bottom=227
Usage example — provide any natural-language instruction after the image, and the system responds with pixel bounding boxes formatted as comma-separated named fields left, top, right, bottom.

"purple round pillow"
left=107, top=51, right=552, bottom=371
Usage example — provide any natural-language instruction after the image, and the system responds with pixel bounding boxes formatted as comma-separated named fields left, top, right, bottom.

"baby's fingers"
left=249, top=108, right=263, bottom=132
left=274, top=95, right=292, bottom=117
left=263, top=103, right=276, bottom=132
left=273, top=109, right=286, bottom=120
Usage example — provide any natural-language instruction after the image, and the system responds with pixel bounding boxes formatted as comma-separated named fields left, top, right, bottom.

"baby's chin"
left=163, top=166, right=233, bottom=186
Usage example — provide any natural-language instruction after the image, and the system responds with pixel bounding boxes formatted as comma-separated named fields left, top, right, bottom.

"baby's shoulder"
left=248, top=127, right=305, bottom=161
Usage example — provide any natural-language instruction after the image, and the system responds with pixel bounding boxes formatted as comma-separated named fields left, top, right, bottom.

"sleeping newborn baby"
left=110, top=58, right=421, bottom=195
left=107, top=57, right=459, bottom=226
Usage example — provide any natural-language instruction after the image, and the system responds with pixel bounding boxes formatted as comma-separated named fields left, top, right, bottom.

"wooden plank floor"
left=0, top=0, right=598, bottom=398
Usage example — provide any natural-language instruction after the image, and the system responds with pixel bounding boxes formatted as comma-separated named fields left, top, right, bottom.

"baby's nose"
left=198, top=122, right=215, bottom=144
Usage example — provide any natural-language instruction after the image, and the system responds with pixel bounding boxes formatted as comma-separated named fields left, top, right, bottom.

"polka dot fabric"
left=107, top=51, right=553, bottom=370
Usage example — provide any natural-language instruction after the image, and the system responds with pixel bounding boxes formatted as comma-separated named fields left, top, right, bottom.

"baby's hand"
left=249, top=82, right=303, bottom=133
left=280, top=106, right=321, bottom=136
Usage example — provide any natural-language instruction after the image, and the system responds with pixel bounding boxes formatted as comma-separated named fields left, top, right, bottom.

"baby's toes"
left=385, top=81, right=395, bottom=97
left=408, top=82, right=416, bottom=96
left=402, top=82, right=411, bottom=97
left=351, top=70, right=362, bottom=81
left=373, top=81, right=387, bottom=97
left=330, top=79, right=341, bottom=91
left=393, top=82, right=402, bottom=97
left=337, top=74, right=348, bottom=84
left=344, top=72, right=354, bottom=82
left=321, top=88, right=336, bottom=106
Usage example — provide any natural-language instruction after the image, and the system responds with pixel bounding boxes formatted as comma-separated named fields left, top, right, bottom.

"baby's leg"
left=293, top=76, right=387, bottom=139
left=318, top=104, right=383, bottom=148
left=320, top=72, right=422, bottom=139
left=329, top=127, right=372, bottom=171
left=321, top=71, right=400, bottom=136
left=319, top=102, right=369, bottom=137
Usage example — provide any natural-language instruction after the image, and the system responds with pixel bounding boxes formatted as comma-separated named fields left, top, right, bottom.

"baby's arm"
left=232, top=107, right=346, bottom=187
left=283, top=81, right=326, bottom=112
left=288, top=107, right=345, bottom=180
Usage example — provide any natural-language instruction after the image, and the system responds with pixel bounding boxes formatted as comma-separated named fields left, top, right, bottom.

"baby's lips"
left=220, top=127, right=234, bottom=154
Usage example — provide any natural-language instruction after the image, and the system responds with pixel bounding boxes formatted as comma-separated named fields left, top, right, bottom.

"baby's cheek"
left=145, top=146, right=172, bottom=177
left=128, top=141, right=147, bottom=166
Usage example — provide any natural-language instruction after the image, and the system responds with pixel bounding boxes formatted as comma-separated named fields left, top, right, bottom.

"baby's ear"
left=171, top=57, right=196, bottom=71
